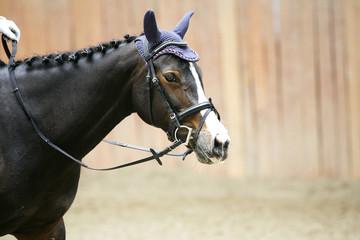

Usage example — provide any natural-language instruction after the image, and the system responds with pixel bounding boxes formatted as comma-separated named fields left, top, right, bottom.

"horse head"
left=133, top=10, right=230, bottom=164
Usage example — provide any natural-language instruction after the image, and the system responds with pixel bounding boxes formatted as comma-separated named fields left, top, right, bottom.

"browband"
left=144, top=40, right=188, bottom=62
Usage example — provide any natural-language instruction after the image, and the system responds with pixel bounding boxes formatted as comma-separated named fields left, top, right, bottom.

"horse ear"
left=172, top=11, right=194, bottom=39
left=143, top=10, right=162, bottom=44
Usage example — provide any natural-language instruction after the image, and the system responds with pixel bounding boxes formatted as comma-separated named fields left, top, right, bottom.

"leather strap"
left=2, top=35, right=11, bottom=59
left=177, top=101, right=214, bottom=121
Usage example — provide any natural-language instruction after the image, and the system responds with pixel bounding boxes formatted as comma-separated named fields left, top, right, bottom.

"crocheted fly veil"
left=135, top=10, right=200, bottom=62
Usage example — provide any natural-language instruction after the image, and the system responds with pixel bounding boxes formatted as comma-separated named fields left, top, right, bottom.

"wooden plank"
left=42, top=0, right=72, bottom=53
left=335, top=0, right=354, bottom=178
left=18, top=0, right=47, bottom=56
left=101, top=0, right=126, bottom=40
left=236, top=0, right=286, bottom=177
left=248, top=0, right=280, bottom=177
left=319, top=0, right=339, bottom=177
left=315, top=0, right=349, bottom=177
left=312, top=0, right=324, bottom=178
left=70, top=0, right=104, bottom=49
left=217, top=0, right=244, bottom=177
left=278, top=0, right=318, bottom=177
left=243, top=0, right=261, bottom=177
left=297, top=1, right=319, bottom=178
left=259, top=0, right=283, bottom=176
left=270, top=0, right=286, bottom=177
left=344, top=0, right=360, bottom=178
left=234, top=0, right=257, bottom=177
left=239, top=0, right=277, bottom=177
left=331, top=0, right=351, bottom=177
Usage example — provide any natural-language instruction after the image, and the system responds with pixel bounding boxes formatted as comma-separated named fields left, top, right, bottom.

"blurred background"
left=1, top=0, right=360, bottom=179
left=1, top=0, right=360, bottom=239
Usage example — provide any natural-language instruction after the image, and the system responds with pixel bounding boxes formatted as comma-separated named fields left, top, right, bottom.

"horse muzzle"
left=191, top=113, right=230, bottom=164
left=173, top=108, right=230, bottom=165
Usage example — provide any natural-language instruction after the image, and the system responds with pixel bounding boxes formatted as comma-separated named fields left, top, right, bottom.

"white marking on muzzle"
left=189, top=63, right=230, bottom=143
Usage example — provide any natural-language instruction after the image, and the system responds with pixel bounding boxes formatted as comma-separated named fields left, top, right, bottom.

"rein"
left=1, top=35, right=189, bottom=170
left=2, top=35, right=218, bottom=170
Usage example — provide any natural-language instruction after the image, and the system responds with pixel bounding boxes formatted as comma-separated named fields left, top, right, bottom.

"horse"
left=0, top=10, right=230, bottom=240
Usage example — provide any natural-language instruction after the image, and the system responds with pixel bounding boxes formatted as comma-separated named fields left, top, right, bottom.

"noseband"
left=142, top=39, right=220, bottom=147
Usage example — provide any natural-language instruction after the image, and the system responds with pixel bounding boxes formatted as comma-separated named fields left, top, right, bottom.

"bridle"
left=1, top=35, right=219, bottom=170
left=141, top=39, right=220, bottom=146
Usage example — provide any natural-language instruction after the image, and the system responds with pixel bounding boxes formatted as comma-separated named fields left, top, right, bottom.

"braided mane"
left=9, top=35, right=137, bottom=69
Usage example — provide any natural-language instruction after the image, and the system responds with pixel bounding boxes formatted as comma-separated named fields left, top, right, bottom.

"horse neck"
left=17, top=42, right=146, bottom=158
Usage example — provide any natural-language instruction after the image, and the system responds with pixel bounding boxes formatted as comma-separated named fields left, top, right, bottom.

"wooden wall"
left=1, top=0, right=359, bottom=178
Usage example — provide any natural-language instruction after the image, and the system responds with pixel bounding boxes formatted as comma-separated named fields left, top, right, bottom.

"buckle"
left=174, top=125, right=193, bottom=146
left=170, top=113, right=176, bottom=120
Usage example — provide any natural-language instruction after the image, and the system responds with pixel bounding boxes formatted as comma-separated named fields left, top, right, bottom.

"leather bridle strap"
left=2, top=35, right=188, bottom=171
left=177, top=107, right=213, bottom=158
left=176, top=101, right=216, bottom=122
left=147, top=58, right=181, bottom=131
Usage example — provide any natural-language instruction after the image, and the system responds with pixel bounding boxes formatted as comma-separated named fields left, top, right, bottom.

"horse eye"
left=164, top=73, right=177, bottom=82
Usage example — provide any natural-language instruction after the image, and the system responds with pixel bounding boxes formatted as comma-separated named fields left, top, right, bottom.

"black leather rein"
left=2, top=36, right=189, bottom=170
left=2, top=36, right=219, bottom=170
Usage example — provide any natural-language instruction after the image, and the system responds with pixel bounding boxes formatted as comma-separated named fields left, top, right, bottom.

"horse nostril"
left=214, top=136, right=222, bottom=149
left=224, top=139, right=230, bottom=150
left=215, top=135, right=229, bottom=148
left=213, top=135, right=229, bottom=159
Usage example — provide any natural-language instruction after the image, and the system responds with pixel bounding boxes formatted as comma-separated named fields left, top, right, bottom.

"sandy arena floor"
left=2, top=165, right=360, bottom=240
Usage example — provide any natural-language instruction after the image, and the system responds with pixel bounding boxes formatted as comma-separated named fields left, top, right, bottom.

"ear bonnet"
left=135, top=10, right=200, bottom=62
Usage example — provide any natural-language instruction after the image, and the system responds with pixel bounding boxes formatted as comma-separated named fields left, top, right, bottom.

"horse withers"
left=0, top=10, right=230, bottom=240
